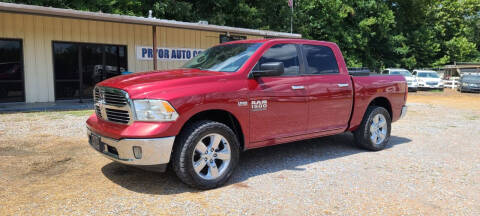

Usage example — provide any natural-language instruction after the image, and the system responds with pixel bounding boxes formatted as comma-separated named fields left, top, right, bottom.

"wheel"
left=354, top=106, right=391, bottom=151
left=172, top=120, right=240, bottom=189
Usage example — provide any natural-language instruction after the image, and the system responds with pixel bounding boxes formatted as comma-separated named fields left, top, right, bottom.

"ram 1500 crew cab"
left=87, top=39, right=407, bottom=189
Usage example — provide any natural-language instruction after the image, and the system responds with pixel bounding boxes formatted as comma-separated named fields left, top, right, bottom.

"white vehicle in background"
left=382, top=68, right=418, bottom=92
left=412, top=70, right=444, bottom=91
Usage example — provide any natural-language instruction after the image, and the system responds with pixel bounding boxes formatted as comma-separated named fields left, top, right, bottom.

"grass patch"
left=61, top=110, right=94, bottom=117
left=466, top=115, right=479, bottom=121
left=23, top=110, right=93, bottom=119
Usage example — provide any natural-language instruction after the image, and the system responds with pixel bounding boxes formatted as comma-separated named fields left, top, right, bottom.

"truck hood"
left=98, top=68, right=228, bottom=99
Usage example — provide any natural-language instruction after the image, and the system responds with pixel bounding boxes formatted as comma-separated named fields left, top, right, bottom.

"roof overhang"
left=0, top=2, right=302, bottom=39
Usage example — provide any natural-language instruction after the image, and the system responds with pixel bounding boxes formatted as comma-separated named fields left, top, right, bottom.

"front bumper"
left=407, top=82, right=418, bottom=88
left=418, top=83, right=443, bottom=89
left=87, top=127, right=175, bottom=171
left=460, top=86, right=480, bottom=92
left=399, top=105, right=407, bottom=119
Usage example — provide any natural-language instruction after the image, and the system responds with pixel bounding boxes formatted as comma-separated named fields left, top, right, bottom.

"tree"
left=4, top=0, right=480, bottom=70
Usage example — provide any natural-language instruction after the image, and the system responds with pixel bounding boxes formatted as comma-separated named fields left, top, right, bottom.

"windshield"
left=417, top=72, right=439, bottom=78
left=462, top=75, right=480, bottom=81
left=391, top=70, right=412, bottom=77
left=182, top=43, right=262, bottom=72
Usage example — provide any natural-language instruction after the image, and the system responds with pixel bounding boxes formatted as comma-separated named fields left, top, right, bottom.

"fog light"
left=133, top=146, right=142, bottom=159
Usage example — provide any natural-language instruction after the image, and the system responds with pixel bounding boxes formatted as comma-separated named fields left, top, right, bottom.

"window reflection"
left=0, top=39, right=24, bottom=102
left=53, top=42, right=127, bottom=100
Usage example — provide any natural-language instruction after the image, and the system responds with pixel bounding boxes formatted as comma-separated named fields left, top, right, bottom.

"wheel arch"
left=177, top=109, right=245, bottom=151
left=368, top=97, right=392, bottom=119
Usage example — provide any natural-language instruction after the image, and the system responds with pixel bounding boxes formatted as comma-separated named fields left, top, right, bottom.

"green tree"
left=3, top=0, right=480, bottom=70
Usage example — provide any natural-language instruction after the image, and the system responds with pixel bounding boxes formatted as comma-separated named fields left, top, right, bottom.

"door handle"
left=291, top=85, right=305, bottom=90
left=337, top=83, right=349, bottom=87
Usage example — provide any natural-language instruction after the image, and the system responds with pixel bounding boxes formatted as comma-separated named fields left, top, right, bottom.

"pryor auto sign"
left=137, top=46, right=203, bottom=61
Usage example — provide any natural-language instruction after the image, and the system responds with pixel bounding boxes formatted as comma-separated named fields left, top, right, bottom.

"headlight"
left=462, top=83, right=468, bottom=86
left=133, top=99, right=179, bottom=121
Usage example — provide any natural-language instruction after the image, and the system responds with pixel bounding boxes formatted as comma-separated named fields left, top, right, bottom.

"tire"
left=354, top=106, right=391, bottom=151
left=172, top=120, right=240, bottom=189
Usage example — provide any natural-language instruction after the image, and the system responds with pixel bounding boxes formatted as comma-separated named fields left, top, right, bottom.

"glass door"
left=53, top=42, right=127, bottom=100
left=0, top=39, right=25, bottom=103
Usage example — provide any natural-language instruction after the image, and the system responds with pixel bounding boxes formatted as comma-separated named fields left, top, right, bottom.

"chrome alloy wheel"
left=370, top=114, right=388, bottom=145
left=192, top=133, right=231, bottom=180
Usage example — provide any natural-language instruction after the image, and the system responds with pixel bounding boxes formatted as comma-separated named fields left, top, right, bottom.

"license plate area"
left=89, top=133, right=105, bottom=152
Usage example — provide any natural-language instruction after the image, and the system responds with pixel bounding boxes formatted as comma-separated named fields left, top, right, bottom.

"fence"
left=443, top=77, right=459, bottom=89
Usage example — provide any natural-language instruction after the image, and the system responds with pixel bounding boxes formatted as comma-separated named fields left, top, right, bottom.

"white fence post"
left=443, top=77, right=459, bottom=89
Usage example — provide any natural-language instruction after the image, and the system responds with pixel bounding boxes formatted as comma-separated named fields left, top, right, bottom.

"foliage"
left=4, top=0, right=480, bottom=70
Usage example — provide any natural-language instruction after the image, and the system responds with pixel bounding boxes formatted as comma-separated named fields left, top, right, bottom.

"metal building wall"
left=0, top=12, right=264, bottom=103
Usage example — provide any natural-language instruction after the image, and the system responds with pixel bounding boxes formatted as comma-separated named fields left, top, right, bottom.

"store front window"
left=219, top=34, right=247, bottom=43
left=0, top=39, right=24, bottom=103
left=53, top=42, right=127, bottom=100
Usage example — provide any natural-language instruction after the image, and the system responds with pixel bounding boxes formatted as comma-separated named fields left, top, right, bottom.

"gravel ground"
left=1, top=90, right=479, bottom=215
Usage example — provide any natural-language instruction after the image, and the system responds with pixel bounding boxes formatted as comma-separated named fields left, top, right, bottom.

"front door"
left=249, top=43, right=308, bottom=143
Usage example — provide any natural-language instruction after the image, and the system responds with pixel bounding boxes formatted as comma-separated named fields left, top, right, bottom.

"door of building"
left=0, top=38, right=24, bottom=103
left=52, top=42, right=127, bottom=100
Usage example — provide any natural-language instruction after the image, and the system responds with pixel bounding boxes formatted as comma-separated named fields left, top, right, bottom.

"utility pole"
left=289, top=0, right=294, bottom=33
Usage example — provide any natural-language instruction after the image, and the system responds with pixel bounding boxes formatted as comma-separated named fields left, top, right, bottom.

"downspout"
left=153, top=25, right=158, bottom=70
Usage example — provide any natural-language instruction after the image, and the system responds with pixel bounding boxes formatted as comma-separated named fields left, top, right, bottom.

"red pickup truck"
left=87, top=39, right=407, bottom=189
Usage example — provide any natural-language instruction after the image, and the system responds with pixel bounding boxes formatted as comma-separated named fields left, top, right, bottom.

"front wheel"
left=354, top=106, right=391, bottom=151
left=172, top=120, right=240, bottom=189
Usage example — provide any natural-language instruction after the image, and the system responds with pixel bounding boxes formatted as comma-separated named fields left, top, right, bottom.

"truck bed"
left=348, top=74, right=407, bottom=131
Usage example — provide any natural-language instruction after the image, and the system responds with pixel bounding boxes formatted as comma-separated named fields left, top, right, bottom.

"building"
left=0, top=2, right=301, bottom=103
left=443, top=62, right=480, bottom=79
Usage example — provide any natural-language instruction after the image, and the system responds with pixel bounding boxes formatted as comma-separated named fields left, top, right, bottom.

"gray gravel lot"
left=1, top=92, right=479, bottom=215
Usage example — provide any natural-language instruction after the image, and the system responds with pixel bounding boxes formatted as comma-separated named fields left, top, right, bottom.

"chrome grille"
left=94, top=86, right=133, bottom=125
left=95, top=106, right=103, bottom=118
left=105, top=108, right=130, bottom=124
left=104, top=91, right=128, bottom=106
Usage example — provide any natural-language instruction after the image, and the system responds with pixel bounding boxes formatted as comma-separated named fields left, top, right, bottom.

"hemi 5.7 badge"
left=251, top=100, right=267, bottom=111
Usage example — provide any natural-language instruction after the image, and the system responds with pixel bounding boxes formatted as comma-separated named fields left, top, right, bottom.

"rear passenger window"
left=258, top=44, right=299, bottom=76
left=303, top=45, right=339, bottom=74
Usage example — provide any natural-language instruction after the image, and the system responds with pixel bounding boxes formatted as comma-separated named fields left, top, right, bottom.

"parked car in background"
left=458, top=74, right=480, bottom=93
left=382, top=68, right=417, bottom=92
left=412, top=70, right=444, bottom=91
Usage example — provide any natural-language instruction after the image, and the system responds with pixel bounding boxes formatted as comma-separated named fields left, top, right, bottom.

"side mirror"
left=251, top=62, right=284, bottom=78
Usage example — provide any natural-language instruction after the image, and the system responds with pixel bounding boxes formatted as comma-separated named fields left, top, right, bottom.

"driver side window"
left=256, top=44, right=300, bottom=76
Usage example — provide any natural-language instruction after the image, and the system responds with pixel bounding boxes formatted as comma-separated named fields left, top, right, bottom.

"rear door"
left=301, top=44, right=353, bottom=133
left=249, top=43, right=308, bottom=143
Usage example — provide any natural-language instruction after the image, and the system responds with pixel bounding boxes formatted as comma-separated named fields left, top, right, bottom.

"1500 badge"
left=251, top=100, right=267, bottom=111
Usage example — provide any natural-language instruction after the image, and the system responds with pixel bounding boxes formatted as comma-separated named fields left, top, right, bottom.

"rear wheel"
left=172, top=120, right=240, bottom=189
left=354, top=106, right=391, bottom=151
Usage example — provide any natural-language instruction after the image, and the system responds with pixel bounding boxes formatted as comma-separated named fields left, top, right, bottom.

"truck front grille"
left=105, top=108, right=130, bottom=124
left=94, top=87, right=133, bottom=125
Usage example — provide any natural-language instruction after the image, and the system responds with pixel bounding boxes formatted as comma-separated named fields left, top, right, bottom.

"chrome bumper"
left=400, top=105, right=407, bottom=119
left=87, top=128, right=175, bottom=166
